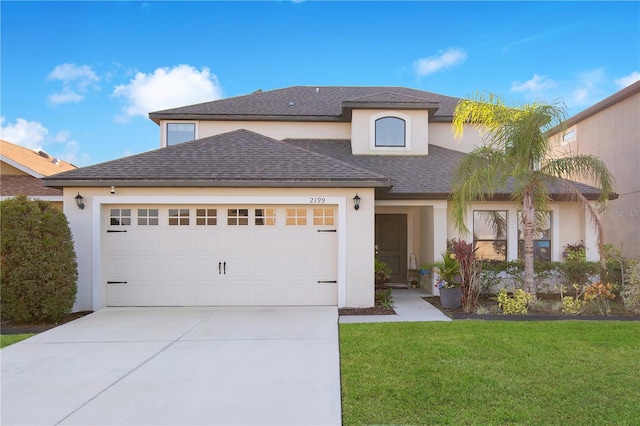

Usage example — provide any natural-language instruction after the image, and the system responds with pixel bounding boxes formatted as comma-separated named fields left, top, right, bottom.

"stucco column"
left=432, top=204, right=448, bottom=296
left=584, top=203, right=600, bottom=261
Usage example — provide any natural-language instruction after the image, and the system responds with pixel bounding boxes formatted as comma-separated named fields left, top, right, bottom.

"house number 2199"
left=309, top=197, right=326, bottom=204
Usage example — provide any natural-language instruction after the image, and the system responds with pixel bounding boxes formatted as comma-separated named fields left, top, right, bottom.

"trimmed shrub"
left=622, top=261, right=640, bottom=314
left=1, top=196, right=78, bottom=322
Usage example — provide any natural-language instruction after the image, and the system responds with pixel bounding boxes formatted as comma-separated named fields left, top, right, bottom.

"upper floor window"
left=375, top=117, right=405, bottom=147
left=167, top=123, right=195, bottom=145
left=561, top=128, right=576, bottom=145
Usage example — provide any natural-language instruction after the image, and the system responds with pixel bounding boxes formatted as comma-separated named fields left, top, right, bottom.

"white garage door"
left=105, top=205, right=338, bottom=306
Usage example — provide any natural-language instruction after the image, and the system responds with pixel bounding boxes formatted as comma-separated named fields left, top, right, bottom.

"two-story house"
left=44, top=86, right=607, bottom=312
left=548, top=81, right=639, bottom=258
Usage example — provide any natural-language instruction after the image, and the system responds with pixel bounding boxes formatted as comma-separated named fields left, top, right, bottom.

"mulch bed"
left=338, top=306, right=396, bottom=316
left=1, top=311, right=93, bottom=335
left=424, top=296, right=640, bottom=321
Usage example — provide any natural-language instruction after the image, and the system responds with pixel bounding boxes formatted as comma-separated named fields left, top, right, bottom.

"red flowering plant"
left=450, top=239, right=482, bottom=313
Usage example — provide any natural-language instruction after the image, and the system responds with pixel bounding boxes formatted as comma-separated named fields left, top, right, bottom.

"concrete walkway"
left=1, top=307, right=341, bottom=426
left=339, top=288, right=451, bottom=323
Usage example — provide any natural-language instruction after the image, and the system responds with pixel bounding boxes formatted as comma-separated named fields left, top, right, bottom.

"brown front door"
left=375, top=214, right=407, bottom=284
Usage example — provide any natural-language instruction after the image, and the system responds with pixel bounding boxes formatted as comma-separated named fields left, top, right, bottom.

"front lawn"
left=1, top=333, right=35, bottom=348
left=340, top=321, right=640, bottom=425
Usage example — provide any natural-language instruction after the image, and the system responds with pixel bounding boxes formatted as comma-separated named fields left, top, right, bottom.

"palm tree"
left=450, top=93, right=614, bottom=296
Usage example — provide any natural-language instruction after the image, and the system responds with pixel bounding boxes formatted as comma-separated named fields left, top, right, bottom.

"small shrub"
left=375, top=288, right=394, bottom=309
left=561, top=296, right=588, bottom=315
left=622, top=261, right=640, bottom=314
left=1, top=196, right=78, bottom=322
left=583, top=282, right=617, bottom=315
left=563, top=241, right=586, bottom=261
left=497, top=289, right=534, bottom=315
left=375, top=259, right=391, bottom=289
left=474, top=305, right=491, bottom=315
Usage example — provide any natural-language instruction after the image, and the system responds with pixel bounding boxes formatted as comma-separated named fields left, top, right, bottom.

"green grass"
left=0, top=333, right=35, bottom=348
left=340, top=321, right=640, bottom=425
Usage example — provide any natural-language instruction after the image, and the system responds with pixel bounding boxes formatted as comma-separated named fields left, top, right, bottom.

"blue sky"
left=1, top=1, right=639, bottom=167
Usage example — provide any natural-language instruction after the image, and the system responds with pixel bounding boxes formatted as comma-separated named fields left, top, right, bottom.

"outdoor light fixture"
left=353, top=194, right=361, bottom=211
left=75, top=193, right=85, bottom=210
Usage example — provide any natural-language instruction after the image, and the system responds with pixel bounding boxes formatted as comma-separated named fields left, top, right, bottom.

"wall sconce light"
left=110, top=186, right=116, bottom=194
left=353, top=194, right=361, bottom=211
left=75, top=193, right=85, bottom=210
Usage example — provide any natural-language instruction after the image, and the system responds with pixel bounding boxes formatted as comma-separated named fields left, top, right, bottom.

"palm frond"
left=541, top=155, right=615, bottom=206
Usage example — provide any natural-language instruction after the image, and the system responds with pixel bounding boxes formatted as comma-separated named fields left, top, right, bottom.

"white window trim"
left=466, top=203, right=560, bottom=262
left=162, top=121, right=198, bottom=147
left=561, top=126, right=577, bottom=146
left=369, top=111, right=412, bottom=152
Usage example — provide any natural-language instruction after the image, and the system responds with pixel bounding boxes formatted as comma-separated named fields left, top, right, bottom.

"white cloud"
left=414, top=48, right=467, bottom=77
left=111, top=65, right=222, bottom=121
left=0, top=117, right=88, bottom=165
left=567, top=68, right=606, bottom=107
left=47, top=63, right=100, bottom=105
left=510, top=74, right=558, bottom=94
left=0, top=117, right=48, bottom=150
left=614, top=71, right=640, bottom=89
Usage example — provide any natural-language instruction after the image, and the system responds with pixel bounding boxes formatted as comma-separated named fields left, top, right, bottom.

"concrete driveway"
left=1, top=307, right=342, bottom=425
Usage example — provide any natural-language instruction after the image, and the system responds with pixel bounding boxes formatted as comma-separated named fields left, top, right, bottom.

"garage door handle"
left=317, top=229, right=337, bottom=232
left=317, top=280, right=337, bottom=283
left=218, top=262, right=222, bottom=274
left=107, top=281, right=128, bottom=284
left=107, top=230, right=127, bottom=233
left=223, top=262, right=226, bottom=274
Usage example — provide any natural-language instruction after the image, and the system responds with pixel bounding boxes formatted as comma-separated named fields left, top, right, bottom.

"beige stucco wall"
left=549, top=91, right=640, bottom=258
left=64, top=186, right=375, bottom=311
left=160, top=120, right=351, bottom=146
left=428, top=122, right=485, bottom=153
left=0, top=162, right=27, bottom=175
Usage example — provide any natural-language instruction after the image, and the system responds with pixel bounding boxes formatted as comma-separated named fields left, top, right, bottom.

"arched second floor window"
left=375, top=117, right=405, bottom=147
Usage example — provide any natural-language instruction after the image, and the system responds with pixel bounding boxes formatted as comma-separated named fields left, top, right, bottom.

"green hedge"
left=480, top=258, right=625, bottom=294
left=1, top=196, right=78, bottom=322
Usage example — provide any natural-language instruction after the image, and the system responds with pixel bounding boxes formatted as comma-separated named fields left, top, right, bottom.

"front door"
left=375, top=214, right=407, bottom=284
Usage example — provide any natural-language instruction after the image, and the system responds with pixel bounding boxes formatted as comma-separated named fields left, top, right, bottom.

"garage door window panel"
left=138, top=209, right=159, bottom=226
left=228, top=209, right=249, bottom=225
left=169, top=208, right=190, bottom=226
left=196, top=209, right=217, bottom=226
left=313, top=208, right=335, bottom=226
left=286, top=208, right=307, bottom=226
left=255, top=208, right=276, bottom=226
left=110, top=209, right=132, bottom=226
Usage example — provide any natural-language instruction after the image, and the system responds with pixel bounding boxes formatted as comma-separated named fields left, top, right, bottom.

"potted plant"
left=427, top=248, right=462, bottom=308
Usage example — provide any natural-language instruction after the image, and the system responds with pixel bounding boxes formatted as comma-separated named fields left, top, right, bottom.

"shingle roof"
left=1, top=139, right=77, bottom=177
left=43, top=130, right=391, bottom=188
left=1, top=175, right=63, bottom=197
left=149, top=86, right=460, bottom=123
left=42, top=129, right=606, bottom=200
left=284, top=139, right=607, bottom=200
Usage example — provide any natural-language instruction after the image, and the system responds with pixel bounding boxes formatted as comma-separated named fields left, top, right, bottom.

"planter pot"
left=439, top=287, right=462, bottom=309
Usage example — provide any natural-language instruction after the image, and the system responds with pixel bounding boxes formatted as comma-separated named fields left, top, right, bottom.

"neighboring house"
left=43, top=86, right=608, bottom=311
left=548, top=81, right=640, bottom=259
left=1, top=139, right=76, bottom=209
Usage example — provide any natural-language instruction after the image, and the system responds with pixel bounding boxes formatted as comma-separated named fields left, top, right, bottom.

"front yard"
left=340, top=321, right=640, bottom=425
